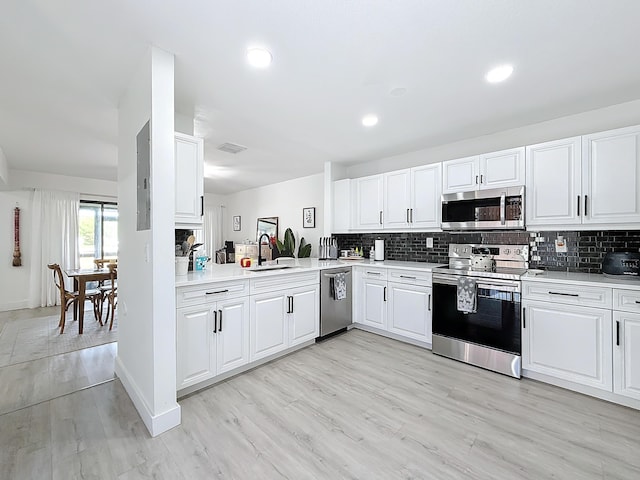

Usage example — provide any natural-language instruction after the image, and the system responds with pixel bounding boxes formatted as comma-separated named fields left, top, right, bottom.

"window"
left=79, top=201, right=118, bottom=269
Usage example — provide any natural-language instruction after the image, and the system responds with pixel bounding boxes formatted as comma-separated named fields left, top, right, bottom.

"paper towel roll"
left=374, top=239, right=384, bottom=261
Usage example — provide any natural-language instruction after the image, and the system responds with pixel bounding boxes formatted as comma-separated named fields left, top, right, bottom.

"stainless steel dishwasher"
left=319, top=267, right=353, bottom=340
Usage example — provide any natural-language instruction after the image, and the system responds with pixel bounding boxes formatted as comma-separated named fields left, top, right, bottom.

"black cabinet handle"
left=480, top=174, right=483, bottom=184
left=200, top=195, right=204, bottom=216
left=383, top=286, right=387, bottom=302
left=616, top=320, right=620, bottom=346
left=523, top=307, right=526, bottom=328
left=290, top=296, right=294, bottom=313
left=475, top=175, right=479, bottom=185
left=577, top=195, right=580, bottom=216
left=379, top=211, right=383, bottom=225
left=428, top=294, right=431, bottom=311
left=548, top=291, right=579, bottom=297
left=406, top=208, right=410, bottom=223
left=410, top=208, right=413, bottom=223
left=584, top=195, right=588, bottom=217
left=213, top=310, right=217, bottom=333
left=399, top=275, right=416, bottom=280
left=286, top=296, right=293, bottom=314
left=635, top=301, right=640, bottom=304
left=206, top=289, right=229, bottom=295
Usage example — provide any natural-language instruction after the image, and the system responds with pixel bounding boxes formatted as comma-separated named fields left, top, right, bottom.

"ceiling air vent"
left=217, top=142, right=247, bottom=154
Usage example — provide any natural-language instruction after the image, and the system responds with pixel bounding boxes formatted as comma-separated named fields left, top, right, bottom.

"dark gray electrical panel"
left=136, top=120, right=151, bottom=231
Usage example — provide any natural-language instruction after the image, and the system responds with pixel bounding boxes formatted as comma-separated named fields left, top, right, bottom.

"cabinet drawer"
left=359, top=267, right=388, bottom=280
left=522, top=281, right=612, bottom=308
left=387, top=268, right=432, bottom=286
left=250, top=271, right=319, bottom=295
left=177, top=280, right=248, bottom=308
left=614, top=288, right=640, bottom=313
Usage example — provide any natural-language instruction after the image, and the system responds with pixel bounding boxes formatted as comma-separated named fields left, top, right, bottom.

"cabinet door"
left=361, top=279, right=387, bottom=329
left=613, top=311, right=640, bottom=401
left=176, top=305, right=216, bottom=390
left=387, top=282, right=431, bottom=343
left=288, top=285, right=320, bottom=347
left=250, top=292, right=287, bottom=362
left=175, top=133, right=204, bottom=227
left=526, top=137, right=582, bottom=227
left=442, top=156, right=478, bottom=193
left=354, top=175, right=384, bottom=229
left=522, top=301, right=612, bottom=391
left=411, top=164, right=441, bottom=229
left=479, top=147, right=525, bottom=189
left=383, top=169, right=411, bottom=229
left=332, top=179, right=351, bottom=233
left=583, top=125, right=640, bottom=225
left=216, top=297, right=250, bottom=375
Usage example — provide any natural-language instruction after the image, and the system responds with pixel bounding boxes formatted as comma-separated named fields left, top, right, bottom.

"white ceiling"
left=2, top=0, right=640, bottom=194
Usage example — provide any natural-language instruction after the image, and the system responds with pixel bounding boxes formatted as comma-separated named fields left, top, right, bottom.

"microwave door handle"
left=500, top=193, right=506, bottom=225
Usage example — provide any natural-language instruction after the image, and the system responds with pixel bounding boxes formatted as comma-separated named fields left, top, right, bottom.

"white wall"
left=0, top=189, right=32, bottom=311
left=0, top=147, right=8, bottom=185
left=223, top=173, right=324, bottom=256
left=8, top=169, right=117, bottom=197
left=346, top=99, right=640, bottom=178
left=115, top=46, right=180, bottom=437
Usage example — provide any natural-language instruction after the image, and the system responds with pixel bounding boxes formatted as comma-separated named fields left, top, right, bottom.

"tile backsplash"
left=335, top=230, right=640, bottom=273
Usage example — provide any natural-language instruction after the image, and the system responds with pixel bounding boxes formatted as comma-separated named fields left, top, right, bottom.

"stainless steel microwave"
left=441, top=186, right=525, bottom=231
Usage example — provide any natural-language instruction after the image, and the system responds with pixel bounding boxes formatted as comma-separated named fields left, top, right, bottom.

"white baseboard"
left=114, top=356, right=181, bottom=437
left=0, top=299, right=30, bottom=312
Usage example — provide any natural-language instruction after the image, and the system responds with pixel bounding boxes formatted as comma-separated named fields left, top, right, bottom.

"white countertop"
left=522, top=270, right=640, bottom=290
left=175, top=258, right=446, bottom=287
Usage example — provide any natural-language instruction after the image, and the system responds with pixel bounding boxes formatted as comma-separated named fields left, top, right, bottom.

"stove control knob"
left=504, top=248, right=510, bottom=255
left=516, top=249, right=521, bottom=255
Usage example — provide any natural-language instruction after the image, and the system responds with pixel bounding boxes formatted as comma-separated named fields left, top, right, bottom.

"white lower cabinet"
left=387, top=282, right=432, bottom=343
left=361, top=279, right=387, bottom=329
left=176, top=296, right=249, bottom=390
left=522, top=300, right=613, bottom=391
left=250, top=281, right=319, bottom=362
left=613, top=311, right=640, bottom=401
left=355, top=267, right=433, bottom=346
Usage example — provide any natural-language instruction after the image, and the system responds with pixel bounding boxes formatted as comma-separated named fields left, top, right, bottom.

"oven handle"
left=500, top=193, right=506, bottom=225
left=433, top=273, right=521, bottom=292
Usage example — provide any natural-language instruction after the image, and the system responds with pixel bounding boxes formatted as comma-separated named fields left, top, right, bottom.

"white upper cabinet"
left=354, top=174, right=384, bottom=230
left=582, top=125, right=640, bottom=225
left=383, top=169, right=412, bottom=229
left=411, top=164, right=441, bottom=229
left=442, top=147, right=525, bottom=193
left=442, top=156, right=478, bottom=193
left=526, top=125, right=640, bottom=229
left=332, top=179, right=351, bottom=233
left=479, top=147, right=526, bottom=189
left=526, top=137, right=582, bottom=226
left=382, top=164, right=441, bottom=230
left=175, top=133, right=204, bottom=228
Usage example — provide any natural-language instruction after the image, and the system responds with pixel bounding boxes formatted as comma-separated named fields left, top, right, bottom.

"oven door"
left=432, top=274, right=521, bottom=355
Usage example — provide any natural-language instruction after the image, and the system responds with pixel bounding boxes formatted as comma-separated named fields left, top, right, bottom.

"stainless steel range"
left=432, top=243, right=529, bottom=378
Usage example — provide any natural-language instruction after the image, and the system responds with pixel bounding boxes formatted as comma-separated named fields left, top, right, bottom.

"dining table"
left=65, top=267, right=112, bottom=334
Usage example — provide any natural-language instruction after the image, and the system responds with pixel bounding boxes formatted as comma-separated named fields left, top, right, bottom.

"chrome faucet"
left=257, top=233, right=271, bottom=266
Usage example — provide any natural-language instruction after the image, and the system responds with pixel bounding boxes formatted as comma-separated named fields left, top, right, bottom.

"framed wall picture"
left=233, top=215, right=241, bottom=231
left=303, top=207, right=315, bottom=228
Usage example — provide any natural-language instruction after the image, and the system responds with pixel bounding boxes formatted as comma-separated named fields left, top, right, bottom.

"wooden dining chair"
left=101, top=263, right=117, bottom=330
left=48, top=264, right=102, bottom=334
left=93, top=258, right=117, bottom=269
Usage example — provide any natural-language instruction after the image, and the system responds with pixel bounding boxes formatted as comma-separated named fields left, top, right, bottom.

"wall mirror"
left=256, top=217, right=278, bottom=242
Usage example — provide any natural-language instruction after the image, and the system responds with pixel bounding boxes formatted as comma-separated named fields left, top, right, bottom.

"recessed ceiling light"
left=362, top=114, right=379, bottom=127
left=389, top=87, right=407, bottom=97
left=246, top=47, right=272, bottom=68
left=485, top=64, right=514, bottom=83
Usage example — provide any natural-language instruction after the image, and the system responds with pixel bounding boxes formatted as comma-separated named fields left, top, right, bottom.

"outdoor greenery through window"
left=79, top=201, right=118, bottom=269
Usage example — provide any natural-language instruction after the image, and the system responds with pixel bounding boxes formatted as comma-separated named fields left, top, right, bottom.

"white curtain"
left=29, top=190, right=80, bottom=307
left=200, top=204, right=224, bottom=259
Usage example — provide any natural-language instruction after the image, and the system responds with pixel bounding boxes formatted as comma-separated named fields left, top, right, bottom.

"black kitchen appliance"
left=602, top=252, right=640, bottom=276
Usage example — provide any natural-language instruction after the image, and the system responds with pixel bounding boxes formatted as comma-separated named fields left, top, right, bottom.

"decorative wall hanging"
left=13, top=206, right=22, bottom=266
left=233, top=215, right=241, bottom=231
left=303, top=207, right=316, bottom=228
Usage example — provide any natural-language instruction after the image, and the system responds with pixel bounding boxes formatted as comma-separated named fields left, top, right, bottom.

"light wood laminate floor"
left=1, top=329, right=639, bottom=479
